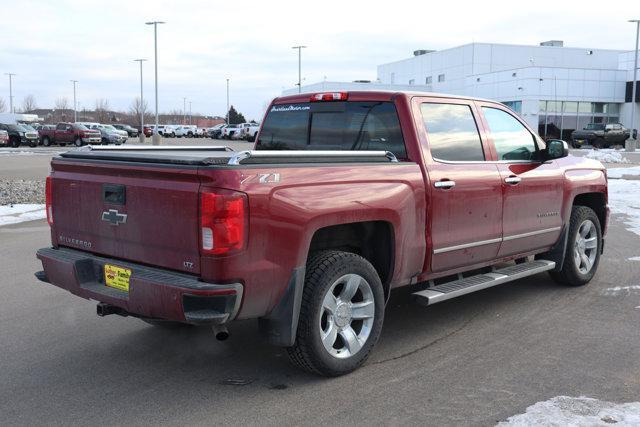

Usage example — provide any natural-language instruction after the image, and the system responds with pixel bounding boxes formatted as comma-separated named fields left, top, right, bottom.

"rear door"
left=51, top=161, right=202, bottom=274
left=415, top=97, right=503, bottom=273
left=476, top=102, right=563, bottom=257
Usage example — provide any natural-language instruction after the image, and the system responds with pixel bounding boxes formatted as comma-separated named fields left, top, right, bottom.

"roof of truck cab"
left=273, top=90, right=498, bottom=105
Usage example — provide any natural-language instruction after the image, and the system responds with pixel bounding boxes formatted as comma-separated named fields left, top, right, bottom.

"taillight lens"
left=45, top=176, right=53, bottom=226
left=310, top=92, right=348, bottom=102
left=199, top=189, right=248, bottom=255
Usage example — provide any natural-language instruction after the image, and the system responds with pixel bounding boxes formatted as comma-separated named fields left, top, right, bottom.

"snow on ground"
left=601, top=285, right=640, bottom=296
left=499, top=396, right=640, bottom=426
left=607, top=166, right=640, bottom=179
left=585, top=149, right=629, bottom=164
left=607, top=179, right=640, bottom=237
left=628, top=256, right=640, bottom=261
left=0, top=204, right=46, bottom=226
left=0, top=148, right=62, bottom=156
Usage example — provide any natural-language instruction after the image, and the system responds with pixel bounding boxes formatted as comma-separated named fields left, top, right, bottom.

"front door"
left=417, top=99, right=504, bottom=273
left=477, top=104, right=563, bottom=257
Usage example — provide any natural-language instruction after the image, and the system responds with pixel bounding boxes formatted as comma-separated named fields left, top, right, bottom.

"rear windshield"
left=585, top=123, right=605, bottom=130
left=256, top=101, right=407, bottom=159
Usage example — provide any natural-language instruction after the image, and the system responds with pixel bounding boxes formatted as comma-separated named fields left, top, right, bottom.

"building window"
left=501, top=101, right=522, bottom=113
left=437, top=74, right=445, bottom=82
left=425, top=76, right=432, bottom=84
left=408, top=79, right=415, bottom=85
left=538, top=100, right=623, bottom=140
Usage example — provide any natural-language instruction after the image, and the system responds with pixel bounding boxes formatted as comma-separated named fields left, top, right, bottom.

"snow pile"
left=499, top=396, right=640, bottom=426
left=0, top=204, right=46, bottom=226
left=628, top=256, right=640, bottom=261
left=607, top=166, right=640, bottom=179
left=585, top=149, right=629, bottom=164
left=607, top=179, right=640, bottom=237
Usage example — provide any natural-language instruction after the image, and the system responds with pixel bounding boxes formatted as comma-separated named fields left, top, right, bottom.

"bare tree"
left=55, top=97, right=69, bottom=111
left=95, top=98, right=110, bottom=122
left=0, top=97, right=6, bottom=113
left=21, top=94, right=37, bottom=113
left=129, top=97, right=150, bottom=125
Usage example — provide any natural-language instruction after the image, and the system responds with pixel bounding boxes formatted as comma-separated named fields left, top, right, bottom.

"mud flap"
left=258, top=267, right=305, bottom=347
left=536, top=224, right=569, bottom=272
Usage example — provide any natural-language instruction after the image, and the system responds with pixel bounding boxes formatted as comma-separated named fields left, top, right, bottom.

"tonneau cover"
left=59, top=146, right=235, bottom=166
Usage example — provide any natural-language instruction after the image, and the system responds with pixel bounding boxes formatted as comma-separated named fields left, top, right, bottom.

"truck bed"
left=58, top=146, right=399, bottom=166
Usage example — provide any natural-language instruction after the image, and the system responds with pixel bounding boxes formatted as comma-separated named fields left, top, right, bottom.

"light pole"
left=627, top=19, right=640, bottom=152
left=226, top=78, right=230, bottom=124
left=134, top=59, right=147, bottom=143
left=5, top=73, right=16, bottom=114
left=145, top=21, right=165, bottom=145
left=291, top=46, right=307, bottom=93
left=183, top=97, right=187, bottom=125
left=189, top=101, right=192, bottom=125
left=70, top=80, right=78, bottom=122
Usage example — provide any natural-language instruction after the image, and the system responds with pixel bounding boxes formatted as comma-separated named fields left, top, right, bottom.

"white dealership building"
left=284, top=41, right=639, bottom=140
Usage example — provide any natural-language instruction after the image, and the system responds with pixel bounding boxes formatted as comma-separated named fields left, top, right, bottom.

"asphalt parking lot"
left=1, top=143, right=640, bottom=425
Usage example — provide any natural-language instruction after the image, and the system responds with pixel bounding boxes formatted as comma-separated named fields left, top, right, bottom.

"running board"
left=412, top=260, right=556, bottom=306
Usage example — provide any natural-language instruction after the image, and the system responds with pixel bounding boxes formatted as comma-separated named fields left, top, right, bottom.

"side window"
left=482, top=107, right=537, bottom=161
left=56, top=123, right=66, bottom=131
left=421, top=103, right=485, bottom=161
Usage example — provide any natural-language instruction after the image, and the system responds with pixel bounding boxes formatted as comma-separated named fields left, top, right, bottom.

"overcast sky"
left=0, top=0, right=638, bottom=120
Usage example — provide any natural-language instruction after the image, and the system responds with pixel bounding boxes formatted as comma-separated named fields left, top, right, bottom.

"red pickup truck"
left=39, top=122, right=102, bottom=147
left=35, top=91, right=608, bottom=376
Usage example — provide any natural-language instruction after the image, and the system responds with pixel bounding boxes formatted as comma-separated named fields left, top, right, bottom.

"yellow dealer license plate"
left=104, top=264, right=132, bottom=292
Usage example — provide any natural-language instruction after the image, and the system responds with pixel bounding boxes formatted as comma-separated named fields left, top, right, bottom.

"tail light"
left=199, top=189, right=248, bottom=256
left=310, top=92, right=348, bottom=102
left=45, top=176, right=53, bottom=226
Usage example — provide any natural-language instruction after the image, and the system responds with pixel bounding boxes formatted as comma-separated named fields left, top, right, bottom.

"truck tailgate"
left=50, top=159, right=202, bottom=274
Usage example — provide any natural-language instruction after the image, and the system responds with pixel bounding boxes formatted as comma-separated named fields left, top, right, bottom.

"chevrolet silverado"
left=36, top=91, right=608, bottom=376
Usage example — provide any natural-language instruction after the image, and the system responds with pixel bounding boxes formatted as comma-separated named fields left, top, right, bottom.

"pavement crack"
left=370, top=313, right=480, bottom=366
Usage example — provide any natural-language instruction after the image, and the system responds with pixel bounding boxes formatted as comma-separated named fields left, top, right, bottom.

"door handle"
left=504, top=176, right=522, bottom=185
left=434, top=180, right=456, bottom=189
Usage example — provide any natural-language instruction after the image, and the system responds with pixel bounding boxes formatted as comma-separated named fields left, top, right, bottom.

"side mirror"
left=545, top=139, right=569, bottom=160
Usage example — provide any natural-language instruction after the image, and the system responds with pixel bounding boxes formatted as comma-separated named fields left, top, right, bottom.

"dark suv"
left=0, top=123, right=39, bottom=147
left=571, top=123, right=631, bottom=148
left=113, top=124, right=139, bottom=137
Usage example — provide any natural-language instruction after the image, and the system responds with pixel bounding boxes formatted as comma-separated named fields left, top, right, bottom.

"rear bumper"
left=36, top=247, right=243, bottom=325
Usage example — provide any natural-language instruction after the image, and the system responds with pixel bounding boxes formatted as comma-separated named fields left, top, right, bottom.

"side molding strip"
left=433, top=227, right=562, bottom=254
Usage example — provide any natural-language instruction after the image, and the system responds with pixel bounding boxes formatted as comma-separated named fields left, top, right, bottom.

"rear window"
left=256, top=101, right=407, bottom=159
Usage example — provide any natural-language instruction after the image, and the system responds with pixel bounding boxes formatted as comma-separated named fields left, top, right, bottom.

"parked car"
left=174, top=125, right=197, bottom=138
left=0, top=123, right=39, bottom=147
left=195, top=128, right=206, bottom=138
left=103, top=124, right=128, bottom=139
left=208, top=124, right=225, bottom=139
left=570, top=123, right=630, bottom=148
left=0, top=129, right=9, bottom=146
left=35, top=90, right=608, bottom=376
left=153, top=125, right=176, bottom=138
left=142, top=125, right=153, bottom=137
left=239, top=122, right=260, bottom=142
left=86, top=124, right=127, bottom=145
left=113, top=124, right=139, bottom=138
left=221, top=123, right=240, bottom=139
left=39, top=122, right=102, bottom=147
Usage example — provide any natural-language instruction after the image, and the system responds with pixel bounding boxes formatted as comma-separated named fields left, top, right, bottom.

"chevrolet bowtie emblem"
left=101, top=209, right=127, bottom=226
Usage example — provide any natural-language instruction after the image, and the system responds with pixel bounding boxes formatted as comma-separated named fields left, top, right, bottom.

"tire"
left=29, top=140, right=37, bottom=147
left=286, top=250, right=385, bottom=376
left=10, top=136, right=20, bottom=148
left=42, top=137, right=51, bottom=147
left=549, top=206, right=602, bottom=286
left=593, top=138, right=605, bottom=149
left=74, top=137, right=83, bottom=147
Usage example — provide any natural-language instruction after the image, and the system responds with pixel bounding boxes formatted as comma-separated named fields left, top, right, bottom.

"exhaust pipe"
left=212, top=324, right=229, bottom=341
left=96, top=302, right=127, bottom=317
